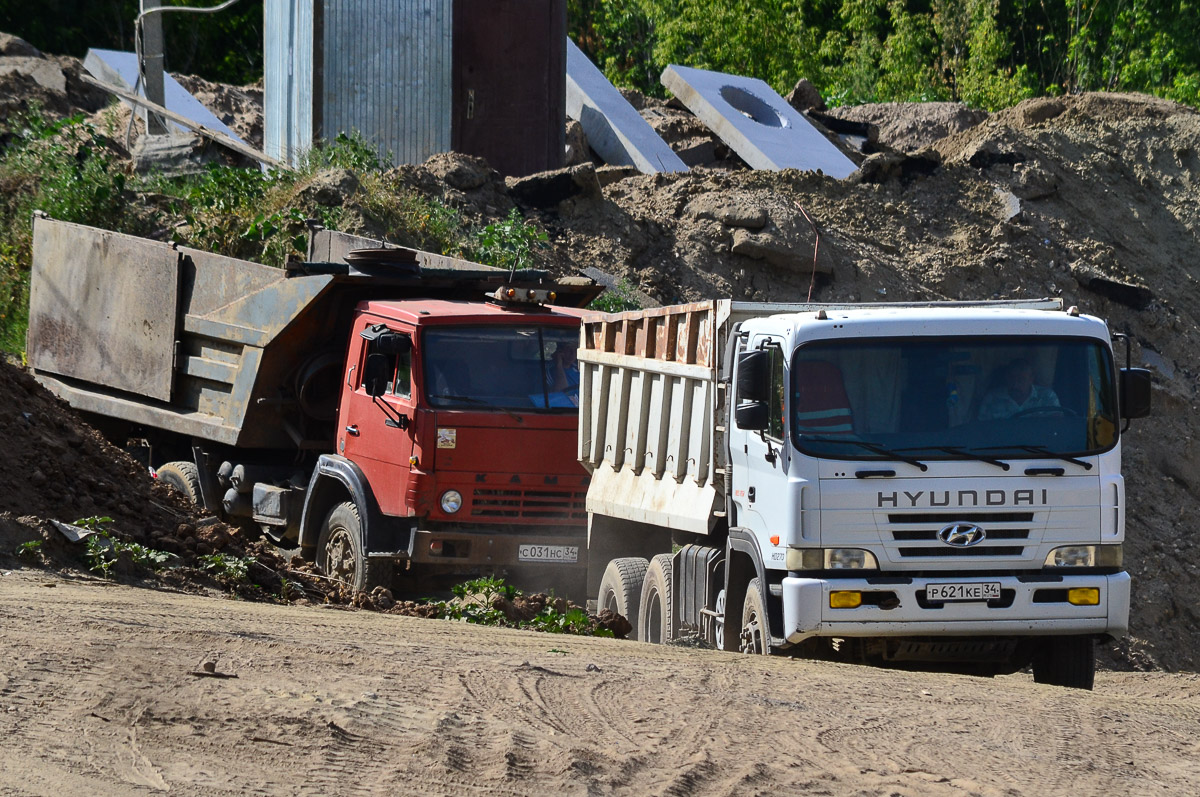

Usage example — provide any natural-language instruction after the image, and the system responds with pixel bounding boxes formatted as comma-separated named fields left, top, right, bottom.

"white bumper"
left=781, top=571, right=1130, bottom=643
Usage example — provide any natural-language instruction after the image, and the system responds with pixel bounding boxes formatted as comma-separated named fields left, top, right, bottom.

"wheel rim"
left=323, top=526, right=357, bottom=585
left=714, top=590, right=727, bottom=650
left=740, top=606, right=765, bottom=654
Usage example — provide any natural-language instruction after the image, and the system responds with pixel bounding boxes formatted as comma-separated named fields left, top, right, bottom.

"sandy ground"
left=2, top=569, right=1198, bottom=797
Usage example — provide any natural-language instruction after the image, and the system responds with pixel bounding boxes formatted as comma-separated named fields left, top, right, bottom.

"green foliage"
left=16, top=540, right=43, bottom=558
left=301, top=132, right=383, bottom=173
left=81, top=521, right=174, bottom=578
left=355, top=177, right=465, bottom=255
left=569, top=0, right=1197, bottom=110
left=429, top=577, right=613, bottom=637
left=0, top=1, right=263, bottom=85
left=469, top=208, right=549, bottom=272
left=588, top=279, right=643, bottom=313
left=198, top=552, right=255, bottom=581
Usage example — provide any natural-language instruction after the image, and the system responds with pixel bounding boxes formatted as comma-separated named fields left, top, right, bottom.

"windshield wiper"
left=975, top=444, right=1092, bottom=470
left=438, top=394, right=524, bottom=424
left=802, top=437, right=928, bottom=472
left=895, top=445, right=1010, bottom=471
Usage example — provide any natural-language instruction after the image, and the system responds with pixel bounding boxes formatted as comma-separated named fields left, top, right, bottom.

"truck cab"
left=314, top=297, right=589, bottom=596
left=728, top=306, right=1145, bottom=684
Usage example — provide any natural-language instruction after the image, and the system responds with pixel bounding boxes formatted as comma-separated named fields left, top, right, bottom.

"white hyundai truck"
left=579, top=298, right=1151, bottom=689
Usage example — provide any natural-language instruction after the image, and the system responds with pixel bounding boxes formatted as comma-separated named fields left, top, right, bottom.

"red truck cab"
left=305, top=295, right=589, bottom=598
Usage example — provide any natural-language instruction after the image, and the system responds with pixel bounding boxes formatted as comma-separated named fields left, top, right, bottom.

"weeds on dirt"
left=15, top=540, right=42, bottom=559
left=198, top=552, right=256, bottom=581
left=81, top=520, right=175, bottom=578
left=425, top=577, right=615, bottom=638
left=468, top=208, right=549, bottom=273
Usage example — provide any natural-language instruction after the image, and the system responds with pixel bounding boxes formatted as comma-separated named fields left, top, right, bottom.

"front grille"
left=883, top=510, right=1037, bottom=560
left=892, top=528, right=1029, bottom=542
left=471, top=488, right=587, bottom=521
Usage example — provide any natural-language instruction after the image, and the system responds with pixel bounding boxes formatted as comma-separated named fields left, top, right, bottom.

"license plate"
left=926, top=582, right=1001, bottom=602
left=518, top=544, right=579, bottom=563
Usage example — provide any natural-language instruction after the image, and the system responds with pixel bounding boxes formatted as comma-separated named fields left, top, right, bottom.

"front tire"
left=597, top=557, right=649, bottom=629
left=317, top=502, right=391, bottom=593
left=1032, top=636, right=1095, bottom=690
left=637, top=554, right=674, bottom=644
left=739, top=578, right=771, bottom=655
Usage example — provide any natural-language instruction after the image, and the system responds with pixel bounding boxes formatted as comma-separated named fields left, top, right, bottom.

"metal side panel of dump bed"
left=577, top=300, right=730, bottom=535
left=28, top=216, right=336, bottom=448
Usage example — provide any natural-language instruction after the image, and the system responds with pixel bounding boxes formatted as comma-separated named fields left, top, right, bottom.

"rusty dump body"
left=27, top=217, right=596, bottom=453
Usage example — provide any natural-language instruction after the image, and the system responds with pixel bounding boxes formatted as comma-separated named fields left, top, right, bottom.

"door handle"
left=748, top=486, right=756, bottom=502
left=345, top=425, right=359, bottom=436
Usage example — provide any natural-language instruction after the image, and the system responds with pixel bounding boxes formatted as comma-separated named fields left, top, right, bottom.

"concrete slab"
left=660, top=64, right=857, bottom=179
left=566, top=40, right=687, bottom=174
left=83, top=48, right=246, bottom=146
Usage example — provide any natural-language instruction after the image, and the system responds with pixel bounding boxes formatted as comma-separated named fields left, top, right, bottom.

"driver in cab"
left=978, top=358, right=1060, bottom=420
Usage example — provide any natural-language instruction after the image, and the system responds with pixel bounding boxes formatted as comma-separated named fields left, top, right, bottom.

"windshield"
left=790, top=336, right=1117, bottom=460
left=423, top=325, right=579, bottom=411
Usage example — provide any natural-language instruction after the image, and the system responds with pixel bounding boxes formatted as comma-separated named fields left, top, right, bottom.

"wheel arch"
left=725, top=527, right=784, bottom=645
left=299, top=455, right=414, bottom=559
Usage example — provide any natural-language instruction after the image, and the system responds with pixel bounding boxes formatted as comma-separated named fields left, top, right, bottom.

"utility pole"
left=142, top=0, right=168, bottom=135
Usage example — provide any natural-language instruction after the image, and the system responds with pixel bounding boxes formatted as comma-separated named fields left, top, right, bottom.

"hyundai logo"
left=937, top=522, right=986, bottom=547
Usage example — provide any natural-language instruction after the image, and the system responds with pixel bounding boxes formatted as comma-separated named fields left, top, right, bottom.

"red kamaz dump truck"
left=26, top=215, right=598, bottom=598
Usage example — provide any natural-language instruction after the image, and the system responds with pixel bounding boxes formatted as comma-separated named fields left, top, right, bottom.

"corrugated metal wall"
left=323, top=1, right=453, bottom=166
left=264, top=0, right=314, bottom=166
left=265, top=0, right=452, bottom=168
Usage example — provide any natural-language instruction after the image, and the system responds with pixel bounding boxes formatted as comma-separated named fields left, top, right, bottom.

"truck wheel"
left=1032, top=636, right=1095, bottom=690
left=317, top=502, right=391, bottom=593
left=597, top=557, right=649, bottom=630
left=739, top=578, right=771, bottom=655
left=156, top=461, right=202, bottom=506
left=637, top=554, right=674, bottom=644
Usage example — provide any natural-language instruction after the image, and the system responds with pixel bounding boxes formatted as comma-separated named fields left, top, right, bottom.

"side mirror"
left=360, top=324, right=412, bottom=355
left=1119, top=367, right=1152, bottom=419
left=735, top=401, right=769, bottom=430
left=363, top=352, right=392, bottom=398
left=737, top=350, right=769, bottom=403
left=376, top=332, right=411, bottom=356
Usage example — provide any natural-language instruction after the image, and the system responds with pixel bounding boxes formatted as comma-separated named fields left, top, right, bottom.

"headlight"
left=440, top=490, right=463, bottom=514
left=1043, top=544, right=1123, bottom=568
left=786, top=547, right=879, bottom=570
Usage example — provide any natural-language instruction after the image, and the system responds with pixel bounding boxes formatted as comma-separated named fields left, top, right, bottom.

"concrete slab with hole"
left=660, top=64, right=857, bottom=178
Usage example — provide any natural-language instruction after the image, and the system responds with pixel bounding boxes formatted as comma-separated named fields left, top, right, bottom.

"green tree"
left=0, top=0, right=262, bottom=84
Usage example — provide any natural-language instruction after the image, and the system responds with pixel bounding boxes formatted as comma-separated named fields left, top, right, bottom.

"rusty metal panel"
left=452, top=0, right=565, bottom=176
left=323, top=0, right=453, bottom=166
left=28, top=218, right=179, bottom=402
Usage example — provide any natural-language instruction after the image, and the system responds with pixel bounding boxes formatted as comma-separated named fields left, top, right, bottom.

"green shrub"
left=469, top=208, right=549, bottom=272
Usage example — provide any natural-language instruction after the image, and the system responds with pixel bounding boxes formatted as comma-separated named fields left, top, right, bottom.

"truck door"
left=339, top=326, right=415, bottom=518
left=731, top=334, right=789, bottom=543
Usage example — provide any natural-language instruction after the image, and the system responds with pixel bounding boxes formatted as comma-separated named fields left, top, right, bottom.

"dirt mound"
left=0, top=361, right=185, bottom=534
left=827, top=101, right=989, bottom=153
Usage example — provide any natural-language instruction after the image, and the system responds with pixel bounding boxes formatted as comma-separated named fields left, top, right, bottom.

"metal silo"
left=264, top=0, right=564, bottom=176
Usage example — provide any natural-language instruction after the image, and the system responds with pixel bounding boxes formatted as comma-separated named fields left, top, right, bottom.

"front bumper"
left=781, top=571, right=1130, bottom=643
